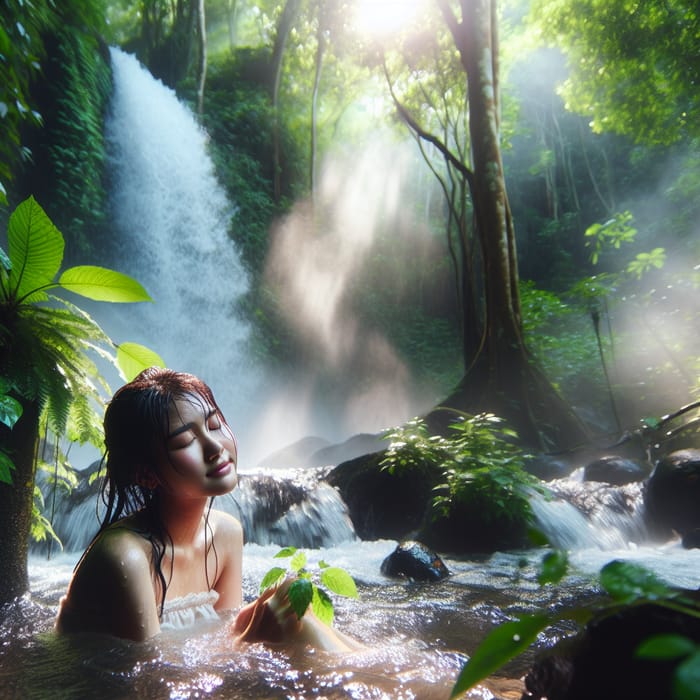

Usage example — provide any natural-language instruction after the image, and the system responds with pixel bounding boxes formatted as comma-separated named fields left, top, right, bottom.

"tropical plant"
left=381, top=412, right=545, bottom=539
left=0, top=195, right=162, bottom=603
left=259, top=546, right=358, bottom=625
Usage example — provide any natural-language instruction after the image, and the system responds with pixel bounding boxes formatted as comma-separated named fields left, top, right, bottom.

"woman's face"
left=154, top=394, right=238, bottom=500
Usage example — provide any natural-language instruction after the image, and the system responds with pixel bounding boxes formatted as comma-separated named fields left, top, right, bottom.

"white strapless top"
left=160, top=590, right=220, bottom=631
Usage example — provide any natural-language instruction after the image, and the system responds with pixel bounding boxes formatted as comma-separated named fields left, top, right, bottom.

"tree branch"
left=382, top=59, right=474, bottom=187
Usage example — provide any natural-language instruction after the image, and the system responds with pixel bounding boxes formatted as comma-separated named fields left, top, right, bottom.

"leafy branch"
left=259, top=547, right=358, bottom=625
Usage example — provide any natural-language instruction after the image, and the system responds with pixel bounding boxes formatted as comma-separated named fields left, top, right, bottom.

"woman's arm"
left=56, top=529, right=160, bottom=641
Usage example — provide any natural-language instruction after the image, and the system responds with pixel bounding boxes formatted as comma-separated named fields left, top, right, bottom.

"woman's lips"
left=207, top=461, right=232, bottom=477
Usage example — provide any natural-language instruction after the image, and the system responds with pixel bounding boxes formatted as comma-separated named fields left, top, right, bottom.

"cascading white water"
left=103, top=47, right=257, bottom=448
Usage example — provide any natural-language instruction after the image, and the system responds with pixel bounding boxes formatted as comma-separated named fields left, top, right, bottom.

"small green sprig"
left=259, top=547, right=358, bottom=625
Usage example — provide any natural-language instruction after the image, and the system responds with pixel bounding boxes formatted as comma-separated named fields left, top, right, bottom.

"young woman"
left=56, top=367, right=358, bottom=651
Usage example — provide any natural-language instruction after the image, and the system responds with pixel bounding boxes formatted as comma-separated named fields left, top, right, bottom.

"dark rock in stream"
left=380, top=541, right=450, bottom=582
left=583, top=454, right=649, bottom=485
left=643, top=448, right=700, bottom=545
left=326, top=452, right=437, bottom=541
left=521, top=596, right=700, bottom=700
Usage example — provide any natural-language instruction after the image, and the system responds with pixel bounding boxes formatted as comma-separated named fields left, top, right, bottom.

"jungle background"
left=1, top=0, right=699, bottom=581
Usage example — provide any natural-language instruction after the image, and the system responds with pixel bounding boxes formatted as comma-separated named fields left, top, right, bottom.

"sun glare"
left=353, top=0, right=425, bottom=37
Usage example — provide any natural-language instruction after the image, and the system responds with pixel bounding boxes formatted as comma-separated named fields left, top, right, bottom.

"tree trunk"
left=227, top=0, right=238, bottom=52
left=195, top=0, right=207, bottom=115
left=270, top=0, right=301, bottom=203
left=0, top=399, right=39, bottom=604
left=310, top=6, right=327, bottom=197
left=431, top=0, right=589, bottom=450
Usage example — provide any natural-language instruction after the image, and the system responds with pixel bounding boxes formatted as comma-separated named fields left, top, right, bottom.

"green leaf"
left=320, top=567, right=359, bottom=598
left=0, top=450, right=15, bottom=484
left=116, top=343, right=165, bottom=382
left=674, top=650, right=700, bottom=700
left=636, top=634, right=697, bottom=661
left=450, top=615, right=550, bottom=698
left=538, top=550, right=569, bottom=586
left=0, top=393, right=23, bottom=429
left=274, top=546, right=298, bottom=559
left=8, top=195, right=64, bottom=301
left=259, top=567, right=286, bottom=594
left=288, top=578, right=313, bottom=619
left=600, top=560, right=674, bottom=603
left=59, top=266, right=152, bottom=302
left=312, top=586, right=334, bottom=626
left=290, top=549, right=307, bottom=572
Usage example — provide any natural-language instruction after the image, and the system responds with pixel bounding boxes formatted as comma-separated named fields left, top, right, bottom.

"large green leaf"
left=8, top=196, right=64, bottom=301
left=58, top=266, right=152, bottom=303
left=116, top=343, right=164, bottom=382
left=450, top=614, right=550, bottom=698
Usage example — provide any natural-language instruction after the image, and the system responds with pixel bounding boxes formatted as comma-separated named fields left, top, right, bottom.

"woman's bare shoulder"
left=210, top=509, right=243, bottom=538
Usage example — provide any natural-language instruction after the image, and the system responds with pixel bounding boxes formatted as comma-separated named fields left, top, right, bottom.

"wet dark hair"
left=91, top=367, right=232, bottom=617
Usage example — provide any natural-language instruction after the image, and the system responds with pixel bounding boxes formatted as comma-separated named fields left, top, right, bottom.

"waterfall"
left=34, top=465, right=356, bottom=555
left=103, top=47, right=257, bottom=443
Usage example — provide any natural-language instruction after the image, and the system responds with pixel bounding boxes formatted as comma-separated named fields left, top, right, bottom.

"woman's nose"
left=205, top=436, right=224, bottom=460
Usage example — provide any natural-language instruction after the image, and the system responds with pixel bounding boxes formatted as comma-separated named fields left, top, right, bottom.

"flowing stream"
left=5, top=469, right=700, bottom=700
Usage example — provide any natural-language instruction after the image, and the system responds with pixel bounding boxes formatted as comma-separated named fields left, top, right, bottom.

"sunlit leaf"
left=8, top=195, right=63, bottom=301
left=275, top=546, right=298, bottom=559
left=116, top=343, right=164, bottom=382
left=450, top=615, right=550, bottom=698
left=320, top=567, right=358, bottom=598
left=259, top=567, right=286, bottom=594
left=312, top=586, right=334, bottom=625
left=59, top=266, right=152, bottom=302
left=290, top=549, right=307, bottom=572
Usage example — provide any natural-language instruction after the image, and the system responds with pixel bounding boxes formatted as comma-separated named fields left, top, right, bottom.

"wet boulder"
left=643, top=449, right=700, bottom=545
left=380, top=541, right=449, bottom=582
left=583, top=455, right=648, bottom=485
left=522, top=598, right=700, bottom=700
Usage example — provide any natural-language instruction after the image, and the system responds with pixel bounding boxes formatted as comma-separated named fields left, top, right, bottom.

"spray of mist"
left=247, top=140, right=441, bottom=463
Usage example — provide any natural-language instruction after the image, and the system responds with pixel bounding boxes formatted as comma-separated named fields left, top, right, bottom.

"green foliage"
left=0, top=0, right=54, bottom=204
left=0, top=196, right=161, bottom=495
left=637, top=635, right=700, bottom=700
left=450, top=614, right=550, bottom=698
left=380, top=417, right=451, bottom=477
left=260, top=547, right=358, bottom=625
left=584, top=211, right=636, bottom=265
left=529, top=0, right=700, bottom=144
left=30, top=28, right=113, bottom=256
left=382, top=412, right=544, bottom=531
left=435, top=413, right=544, bottom=528
left=451, top=554, right=700, bottom=698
